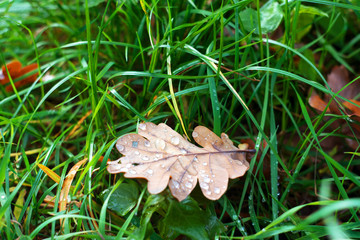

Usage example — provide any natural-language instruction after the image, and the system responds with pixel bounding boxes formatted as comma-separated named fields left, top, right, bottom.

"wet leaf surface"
left=107, top=122, right=253, bottom=201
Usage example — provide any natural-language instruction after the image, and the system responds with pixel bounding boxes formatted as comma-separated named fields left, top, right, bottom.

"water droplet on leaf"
left=138, top=123, right=146, bottom=130
left=200, top=182, right=209, bottom=190
left=117, top=144, right=125, bottom=151
left=204, top=177, right=211, bottom=183
left=155, top=139, right=166, bottom=150
left=172, top=181, right=180, bottom=189
left=171, top=136, right=180, bottom=145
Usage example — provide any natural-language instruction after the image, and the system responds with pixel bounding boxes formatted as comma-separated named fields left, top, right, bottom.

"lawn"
left=1, top=0, right=360, bottom=239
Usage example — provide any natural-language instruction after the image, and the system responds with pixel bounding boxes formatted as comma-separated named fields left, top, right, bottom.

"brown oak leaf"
left=309, top=65, right=360, bottom=116
left=107, top=122, right=254, bottom=201
left=308, top=65, right=360, bottom=150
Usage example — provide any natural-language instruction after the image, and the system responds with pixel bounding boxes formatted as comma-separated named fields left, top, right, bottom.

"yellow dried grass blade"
left=0, top=147, right=47, bottom=158
left=166, top=45, right=190, bottom=139
left=65, top=110, right=92, bottom=141
left=59, top=158, right=87, bottom=227
left=14, top=189, right=27, bottom=221
left=38, top=164, right=61, bottom=184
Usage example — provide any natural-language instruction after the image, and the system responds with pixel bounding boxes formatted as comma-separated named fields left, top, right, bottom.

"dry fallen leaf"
left=107, top=122, right=254, bottom=201
left=309, top=65, right=360, bottom=116
left=0, top=60, right=38, bottom=92
left=308, top=65, right=360, bottom=150
left=308, top=92, right=330, bottom=113
left=59, top=158, right=87, bottom=227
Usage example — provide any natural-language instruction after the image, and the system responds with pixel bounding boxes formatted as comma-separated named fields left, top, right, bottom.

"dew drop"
left=144, top=141, right=150, bottom=147
left=120, top=167, right=128, bottom=172
left=185, top=182, right=192, bottom=188
left=155, top=153, right=163, bottom=158
left=171, top=136, right=180, bottom=145
left=161, top=164, right=165, bottom=168
left=204, top=177, right=211, bottom=183
left=206, top=190, right=212, bottom=195
left=126, top=164, right=132, bottom=168
left=200, top=182, right=209, bottom=190
left=155, top=139, right=166, bottom=150
left=111, top=165, right=122, bottom=171
left=147, top=169, right=153, bottom=175
left=142, top=156, right=150, bottom=161
left=214, top=187, right=220, bottom=194
left=138, top=123, right=146, bottom=130
left=192, top=131, right=199, bottom=138
left=180, top=148, right=187, bottom=154
left=172, top=181, right=180, bottom=189
left=238, top=161, right=243, bottom=166
left=117, top=144, right=125, bottom=151
left=129, top=170, right=137, bottom=174
left=193, top=156, right=198, bottom=162
left=203, top=162, right=207, bottom=166
left=132, top=141, right=138, bottom=148
left=134, top=151, right=140, bottom=155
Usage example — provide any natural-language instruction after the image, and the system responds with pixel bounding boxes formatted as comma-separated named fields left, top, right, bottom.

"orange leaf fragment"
left=308, top=93, right=330, bottom=113
left=343, top=99, right=360, bottom=117
left=107, top=122, right=254, bottom=201
left=0, top=60, right=39, bottom=92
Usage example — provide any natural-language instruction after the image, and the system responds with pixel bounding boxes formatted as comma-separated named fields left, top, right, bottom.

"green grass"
left=1, top=0, right=360, bottom=239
